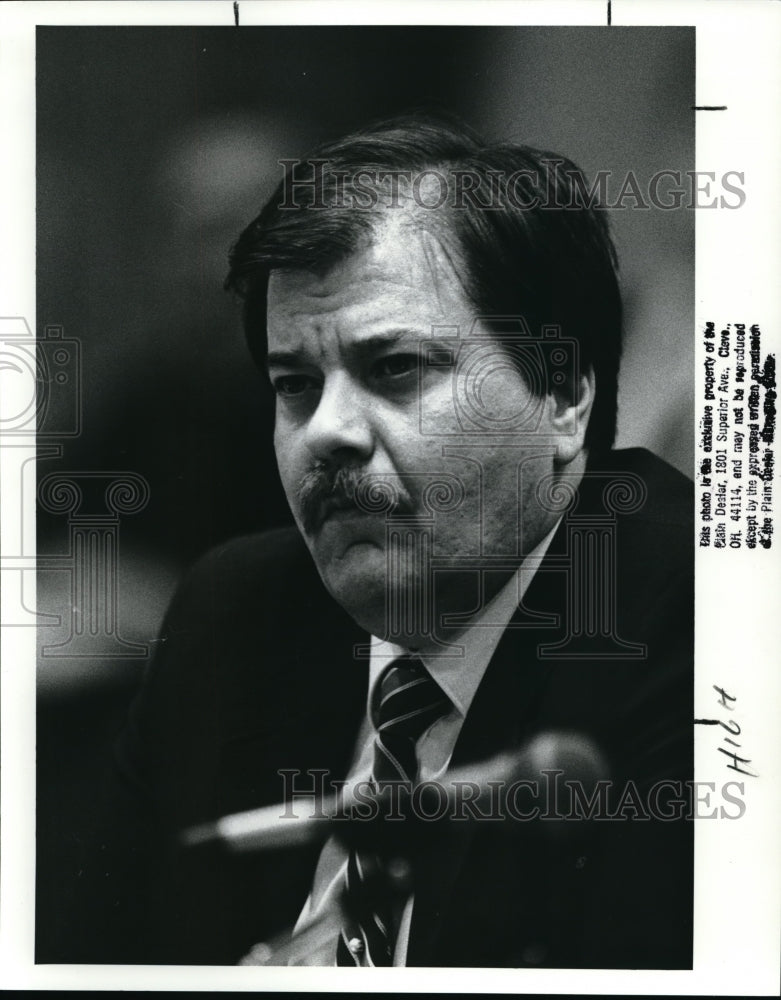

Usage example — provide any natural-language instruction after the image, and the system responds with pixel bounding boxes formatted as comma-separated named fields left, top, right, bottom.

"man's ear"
left=549, top=367, right=596, bottom=466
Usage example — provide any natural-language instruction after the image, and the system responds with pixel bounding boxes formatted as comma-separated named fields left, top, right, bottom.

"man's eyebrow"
left=351, top=330, right=462, bottom=361
left=265, top=349, right=306, bottom=371
left=266, top=328, right=453, bottom=369
left=347, top=329, right=427, bottom=357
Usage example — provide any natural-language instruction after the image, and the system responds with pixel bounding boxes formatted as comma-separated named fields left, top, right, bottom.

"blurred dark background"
left=35, top=26, right=694, bottom=960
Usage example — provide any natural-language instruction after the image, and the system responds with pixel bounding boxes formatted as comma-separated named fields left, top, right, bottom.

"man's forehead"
left=266, top=214, right=470, bottom=320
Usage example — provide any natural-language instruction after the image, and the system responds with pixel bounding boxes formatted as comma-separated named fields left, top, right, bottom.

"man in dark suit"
left=105, top=115, right=693, bottom=968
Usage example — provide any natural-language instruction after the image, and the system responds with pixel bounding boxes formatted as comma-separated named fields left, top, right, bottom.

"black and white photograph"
left=0, top=1, right=779, bottom=993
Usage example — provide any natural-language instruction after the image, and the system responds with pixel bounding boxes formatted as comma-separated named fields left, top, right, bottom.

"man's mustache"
left=297, top=463, right=415, bottom=535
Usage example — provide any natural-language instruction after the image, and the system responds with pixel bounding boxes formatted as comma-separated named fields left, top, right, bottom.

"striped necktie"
left=336, top=656, right=450, bottom=966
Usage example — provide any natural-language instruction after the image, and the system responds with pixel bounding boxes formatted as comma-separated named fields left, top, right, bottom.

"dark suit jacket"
left=93, top=447, right=693, bottom=968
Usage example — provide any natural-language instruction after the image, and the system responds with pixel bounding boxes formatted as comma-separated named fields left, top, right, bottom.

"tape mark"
left=692, top=106, right=728, bottom=111
left=234, top=1, right=239, bottom=27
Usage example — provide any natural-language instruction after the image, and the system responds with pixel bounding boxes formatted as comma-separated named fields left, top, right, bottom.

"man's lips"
left=309, top=496, right=364, bottom=532
left=318, top=496, right=355, bottom=522
left=308, top=497, right=399, bottom=543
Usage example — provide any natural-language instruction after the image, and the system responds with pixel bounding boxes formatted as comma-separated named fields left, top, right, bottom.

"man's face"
left=266, top=216, right=563, bottom=644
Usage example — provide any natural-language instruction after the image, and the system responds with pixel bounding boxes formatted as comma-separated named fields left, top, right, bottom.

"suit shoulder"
left=599, top=447, right=692, bottom=530
left=163, top=525, right=334, bottom=632
left=584, top=448, right=692, bottom=601
left=123, top=525, right=358, bottom=764
left=192, top=524, right=312, bottom=578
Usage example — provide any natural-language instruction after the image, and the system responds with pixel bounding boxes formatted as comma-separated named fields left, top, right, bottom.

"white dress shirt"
left=287, top=521, right=560, bottom=965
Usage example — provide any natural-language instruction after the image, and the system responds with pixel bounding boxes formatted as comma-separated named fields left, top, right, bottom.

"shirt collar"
left=368, top=517, right=561, bottom=720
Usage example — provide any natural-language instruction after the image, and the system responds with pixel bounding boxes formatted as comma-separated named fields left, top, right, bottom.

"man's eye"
left=271, top=374, right=319, bottom=397
left=372, top=354, right=419, bottom=380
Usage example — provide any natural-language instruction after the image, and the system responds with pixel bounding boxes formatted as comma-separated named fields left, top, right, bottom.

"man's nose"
left=304, top=375, right=374, bottom=462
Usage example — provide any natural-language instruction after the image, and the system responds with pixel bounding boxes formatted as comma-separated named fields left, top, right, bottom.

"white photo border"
left=1, top=0, right=779, bottom=993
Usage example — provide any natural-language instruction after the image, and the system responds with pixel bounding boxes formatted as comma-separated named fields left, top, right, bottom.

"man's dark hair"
left=225, top=113, right=623, bottom=452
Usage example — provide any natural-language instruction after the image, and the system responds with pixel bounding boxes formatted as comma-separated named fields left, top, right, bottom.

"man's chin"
left=316, top=547, right=390, bottom=636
